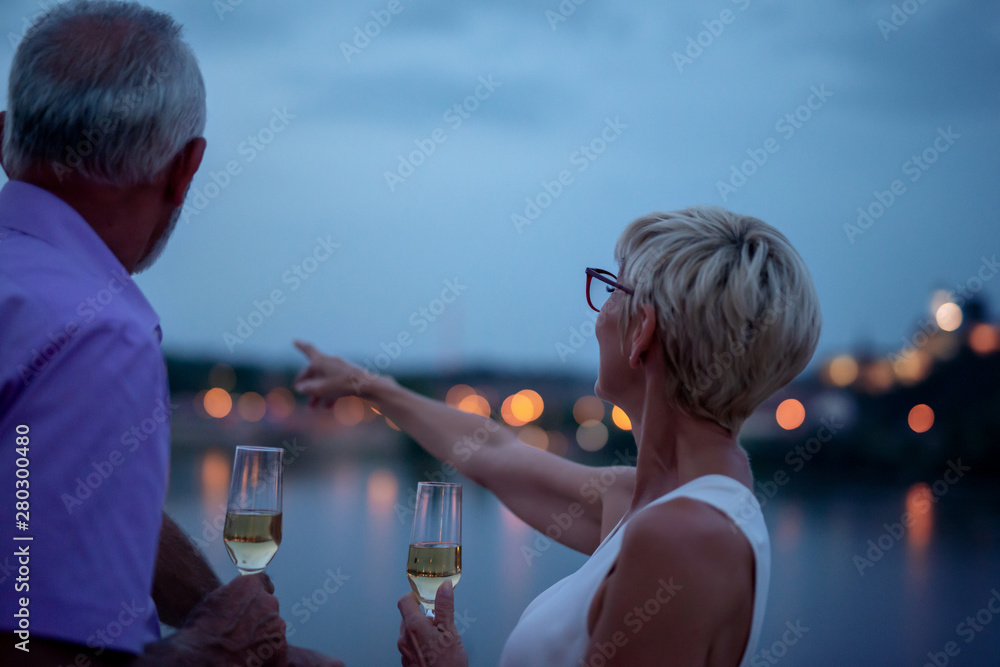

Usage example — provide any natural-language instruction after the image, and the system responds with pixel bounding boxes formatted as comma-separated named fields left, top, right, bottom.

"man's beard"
left=133, top=203, right=182, bottom=275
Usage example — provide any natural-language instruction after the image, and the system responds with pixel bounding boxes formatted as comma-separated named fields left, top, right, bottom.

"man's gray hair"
left=3, top=0, right=206, bottom=186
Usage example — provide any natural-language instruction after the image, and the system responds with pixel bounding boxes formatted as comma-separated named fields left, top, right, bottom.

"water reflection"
left=905, top=482, right=934, bottom=585
left=200, top=447, right=230, bottom=512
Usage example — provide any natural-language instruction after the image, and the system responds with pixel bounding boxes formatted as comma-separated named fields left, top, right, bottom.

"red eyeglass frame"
left=585, top=267, right=634, bottom=312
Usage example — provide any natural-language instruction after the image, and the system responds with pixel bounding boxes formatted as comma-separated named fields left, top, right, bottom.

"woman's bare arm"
left=294, top=341, right=635, bottom=554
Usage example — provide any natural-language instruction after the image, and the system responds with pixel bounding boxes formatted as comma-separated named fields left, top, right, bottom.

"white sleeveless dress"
left=499, top=474, right=770, bottom=667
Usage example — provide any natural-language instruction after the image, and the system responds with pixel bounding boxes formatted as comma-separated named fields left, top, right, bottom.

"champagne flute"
left=406, top=482, right=462, bottom=617
left=224, top=446, right=283, bottom=575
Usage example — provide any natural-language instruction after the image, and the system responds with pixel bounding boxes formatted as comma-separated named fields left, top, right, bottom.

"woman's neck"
left=624, top=373, right=752, bottom=515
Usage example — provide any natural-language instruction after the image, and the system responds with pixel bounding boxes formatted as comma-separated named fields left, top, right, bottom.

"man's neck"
left=20, top=170, right=162, bottom=274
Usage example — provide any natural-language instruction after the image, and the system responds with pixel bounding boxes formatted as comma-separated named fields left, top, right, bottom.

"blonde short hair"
left=614, top=206, right=821, bottom=433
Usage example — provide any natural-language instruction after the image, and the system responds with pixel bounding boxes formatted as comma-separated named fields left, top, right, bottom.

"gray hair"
left=3, top=0, right=206, bottom=186
left=615, top=206, right=822, bottom=433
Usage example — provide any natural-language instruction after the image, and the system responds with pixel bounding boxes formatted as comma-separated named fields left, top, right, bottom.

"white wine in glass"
left=407, top=482, right=462, bottom=616
left=224, top=446, right=283, bottom=575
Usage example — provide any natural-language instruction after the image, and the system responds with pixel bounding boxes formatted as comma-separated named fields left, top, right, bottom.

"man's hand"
left=158, top=573, right=288, bottom=666
left=397, top=581, right=468, bottom=667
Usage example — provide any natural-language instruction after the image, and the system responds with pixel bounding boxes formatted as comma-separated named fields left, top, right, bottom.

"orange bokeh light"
left=333, top=396, right=365, bottom=426
left=237, top=391, right=267, bottom=422
left=611, top=405, right=632, bottom=431
left=775, top=399, right=805, bottom=430
left=573, top=396, right=605, bottom=425
left=969, top=323, right=1000, bottom=355
left=265, top=387, right=295, bottom=421
left=457, top=394, right=491, bottom=417
left=203, top=388, right=233, bottom=419
left=445, top=384, right=476, bottom=407
left=501, top=394, right=528, bottom=427
left=908, top=404, right=934, bottom=433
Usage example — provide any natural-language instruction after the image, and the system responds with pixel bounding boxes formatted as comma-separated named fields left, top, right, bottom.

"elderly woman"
left=295, top=206, right=821, bottom=666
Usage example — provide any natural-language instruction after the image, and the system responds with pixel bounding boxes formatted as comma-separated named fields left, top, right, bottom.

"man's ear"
left=628, top=304, right=656, bottom=368
left=165, top=137, right=206, bottom=207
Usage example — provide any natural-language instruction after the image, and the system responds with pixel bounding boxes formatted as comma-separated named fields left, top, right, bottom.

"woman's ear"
left=629, top=304, right=656, bottom=368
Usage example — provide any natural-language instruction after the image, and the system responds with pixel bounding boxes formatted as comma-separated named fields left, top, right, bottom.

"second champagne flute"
left=406, top=482, right=462, bottom=617
left=224, top=445, right=283, bottom=575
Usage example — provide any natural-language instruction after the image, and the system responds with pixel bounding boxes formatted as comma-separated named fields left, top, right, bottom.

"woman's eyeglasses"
left=585, top=268, right=634, bottom=312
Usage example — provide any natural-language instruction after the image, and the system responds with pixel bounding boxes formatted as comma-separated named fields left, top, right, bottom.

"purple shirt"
left=0, top=181, right=168, bottom=654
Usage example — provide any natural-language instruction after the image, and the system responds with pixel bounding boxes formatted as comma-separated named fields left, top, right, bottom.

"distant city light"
left=208, top=363, right=236, bottom=391
left=457, top=394, right=491, bottom=417
left=969, top=323, right=1000, bottom=355
left=573, top=396, right=605, bottom=425
left=518, top=389, right=544, bottom=421
left=935, top=302, right=962, bottom=332
left=203, top=387, right=233, bottom=419
left=775, top=399, right=805, bottom=430
left=892, top=350, right=932, bottom=386
left=827, top=354, right=859, bottom=387
left=509, top=393, right=535, bottom=423
left=265, top=387, right=295, bottom=421
left=861, top=360, right=895, bottom=394
left=908, top=404, right=934, bottom=433
left=611, top=405, right=632, bottom=431
left=237, top=391, right=267, bottom=422
left=517, top=425, right=549, bottom=451
left=333, top=396, right=365, bottom=426
left=576, top=422, right=609, bottom=451
left=445, top=384, right=475, bottom=407
left=501, top=395, right=528, bottom=426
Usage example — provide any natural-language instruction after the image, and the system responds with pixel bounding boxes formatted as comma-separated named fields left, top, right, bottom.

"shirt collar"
left=0, top=179, right=162, bottom=338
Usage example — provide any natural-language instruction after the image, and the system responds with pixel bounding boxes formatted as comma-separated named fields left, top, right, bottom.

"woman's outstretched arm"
left=293, top=340, right=634, bottom=555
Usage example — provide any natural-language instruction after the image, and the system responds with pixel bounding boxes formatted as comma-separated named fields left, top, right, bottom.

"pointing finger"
left=294, top=339, right=321, bottom=361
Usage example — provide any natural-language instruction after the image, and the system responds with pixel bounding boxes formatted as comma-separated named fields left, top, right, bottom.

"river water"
left=163, top=447, right=1000, bottom=666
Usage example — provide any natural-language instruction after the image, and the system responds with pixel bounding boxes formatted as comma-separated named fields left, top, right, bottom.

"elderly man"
left=0, top=2, right=339, bottom=665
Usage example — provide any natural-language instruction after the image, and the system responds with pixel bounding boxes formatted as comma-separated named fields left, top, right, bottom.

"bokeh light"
left=908, top=404, right=934, bottom=433
left=892, top=350, right=932, bottom=386
left=826, top=354, right=859, bottom=387
left=969, top=323, right=1000, bottom=355
left=573, top=396, right=605, bottom=425
left=265, top=387, right=295, bottom=421
left=775, top=398, right=805, bottom=430
left=611, top=405, right=632, bottom=431
left=935, top=302, right=962, bottom=332
left=501, top=394, right=527, bottom=426
left=518, top=389, right=544, bottom=420
left=860, top=360, right=895, bottom=394
left=576, top=422, right=609, bottom=451
left=203, top=387, right=233, bottom=419
left=457, top=394, right=491, bottom=417
left=334, top=396, right=366, bottom=426
left=445, top=384, right=475, bottom=407
left=237, top=391, right=267, bottom=422
left=517, top=425, right=548, bottom=450
left=509, top=393, right=535, bottom=422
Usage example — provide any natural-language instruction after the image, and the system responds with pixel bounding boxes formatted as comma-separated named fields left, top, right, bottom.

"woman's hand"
left=397, top=582, right=469, bottom=667
left=293, top=340, right=379, bottom=405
